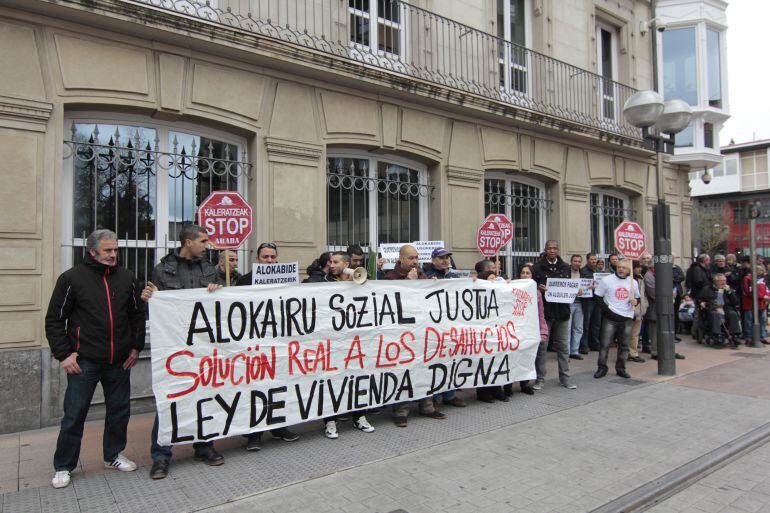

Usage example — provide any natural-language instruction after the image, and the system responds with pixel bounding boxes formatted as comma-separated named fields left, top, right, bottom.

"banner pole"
left=224, top=249, right=231, bottom=287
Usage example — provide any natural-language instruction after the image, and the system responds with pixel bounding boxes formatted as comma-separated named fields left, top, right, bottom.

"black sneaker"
left=616, top=369, right=631, bottom=379
left=271, top=427, right=300, bottom=442
left=149, top=459, right=169, bottom=480
left=578, top=348, right=589, bottom=355
left=628, top=356, right=645, bottom=363
left=245, top=434, right=262, bottom=452
left=421, top=410, right=447, bottom=419
left=519, top=384, right=535, bottom=395
left=569, top=354, right=584, bottom=360
left=193, top=447, right=224, bottom=466
left=594, top=368, right=607, bottom=379
left=675, top=353, right=686, bottom=360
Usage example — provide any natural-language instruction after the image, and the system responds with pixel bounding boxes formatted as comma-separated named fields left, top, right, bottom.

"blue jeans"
left=569, top=301, right=584, bottom=355
left=53, top=357, right=130, bottom=471
left=743, top=309, right=768, bottom=340
left=581, top=300, right=601, bottom=350
left=151, top=414, right=213, bottom=462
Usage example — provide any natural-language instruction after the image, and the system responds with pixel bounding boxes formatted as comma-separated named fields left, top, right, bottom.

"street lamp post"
left=623, top=91, right=692, bottom=376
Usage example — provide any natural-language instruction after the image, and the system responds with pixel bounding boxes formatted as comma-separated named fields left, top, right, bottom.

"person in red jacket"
left=45, top=230, right=145, bottom=489
left=742, top=264, right=770, bottom=344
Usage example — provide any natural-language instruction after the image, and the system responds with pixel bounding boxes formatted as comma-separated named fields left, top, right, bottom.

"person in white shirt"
left=593, top=259, right=639, bottom=379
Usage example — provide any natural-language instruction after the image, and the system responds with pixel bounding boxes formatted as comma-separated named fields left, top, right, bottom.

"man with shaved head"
left=385, top=244, right=445, bottom=426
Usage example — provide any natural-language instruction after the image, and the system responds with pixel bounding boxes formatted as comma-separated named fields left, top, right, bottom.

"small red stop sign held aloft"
left=477, top=214, right=514, bottom=257
left=614, top=220, right=647, bottom=260
left=197, top=191, right=252, bottom=250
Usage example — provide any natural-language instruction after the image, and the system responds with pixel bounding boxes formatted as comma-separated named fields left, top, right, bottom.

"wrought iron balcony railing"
left=118, top=0, right=641, bottom=138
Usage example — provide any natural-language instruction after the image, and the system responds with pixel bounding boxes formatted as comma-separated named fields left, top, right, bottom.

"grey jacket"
left=151, top=249, right=223, bottom=291
left=644, top=271, right=657, bottom=321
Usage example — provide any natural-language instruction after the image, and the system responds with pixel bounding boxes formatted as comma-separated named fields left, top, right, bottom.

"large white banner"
left=149, top=279, right=539, bottom=445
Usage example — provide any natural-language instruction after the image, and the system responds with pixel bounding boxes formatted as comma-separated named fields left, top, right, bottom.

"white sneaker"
left=532, top=379, right=544, bottom=390
left=104, top=453, right=137, bottom=472
left=353, top=416, right=375, bottom=433
left=324, top=420, right=339, bottom=439
left=52, top=470, right=71, bottom=489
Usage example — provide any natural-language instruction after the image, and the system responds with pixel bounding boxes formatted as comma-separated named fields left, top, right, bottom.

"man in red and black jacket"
left=45, top=229, right=145, bottom=490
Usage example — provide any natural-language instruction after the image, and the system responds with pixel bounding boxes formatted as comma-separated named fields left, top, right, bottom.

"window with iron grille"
left=62, top=115, right=251, bottom=283
left=484, top=173, right=551, bottom=278
left=590, top=191, right=636, bottom=260
left=326, top=152, right=431, bottom=252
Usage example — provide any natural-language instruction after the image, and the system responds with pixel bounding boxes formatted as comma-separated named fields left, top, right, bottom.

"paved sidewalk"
left=647, top=439, right=770, bottom=513
left=1, top=336, right=769, bottom=513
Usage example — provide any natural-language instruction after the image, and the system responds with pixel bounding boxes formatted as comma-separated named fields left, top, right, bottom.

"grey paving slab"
left=649, top=442, right=770, bottom=513
left=205, top=379, right=770, bottom=513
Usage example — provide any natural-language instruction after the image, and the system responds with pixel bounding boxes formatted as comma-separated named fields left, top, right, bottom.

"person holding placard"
left=386, top=245, right=446, bottom=426
left=568, top=255, right=584, bottom=360
left=142, top=225, right=225, bottom=479
left=593, top=259, right=639, bottom=379
left=234, top=242, right=301, bottom=450
left=319, top=252, right=377, bottom=439
left=532, top=240, right=576, bottom=390
left=424, top=248, right=467, bottom=408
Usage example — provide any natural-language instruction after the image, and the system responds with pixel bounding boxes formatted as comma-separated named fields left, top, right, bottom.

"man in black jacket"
left=532, top=240, right=576, bottom=390
left=699, top=273, right=742, bottom=347
left=685, top=254, right=712, bottom=298
left=45, top=229, right=145, bottom=489
left=142, top=225, right=226, bottom=479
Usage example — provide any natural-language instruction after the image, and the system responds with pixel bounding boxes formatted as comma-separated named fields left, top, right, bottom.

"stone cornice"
left=446, top=166, right=484, bottom=188
left=0, top=95, right=53, bottom=132
left=265, top=137, right=323, bottom=167
left=563, top=183, right=590, bottom=201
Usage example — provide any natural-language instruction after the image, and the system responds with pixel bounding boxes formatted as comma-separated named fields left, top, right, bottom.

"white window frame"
left=739, top=149, right=770, bottom=192
left=61, top=111, right=248, bottom=273
left=326, top=149, right=429, bottom=252
left=591, top=189, right=631, bottom=260
left=348, top=0, right=407, bottom=60
left=484, top=170, right=548, bottom=274
left=596, top=21, right=619, bottom=122
left=497, top=0, right=533, bottom=96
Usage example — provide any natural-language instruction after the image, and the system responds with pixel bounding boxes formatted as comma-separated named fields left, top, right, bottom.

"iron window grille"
left=484, top=176, right=552, bottom=278
left=326, top=155, right=432, bottom=252
left=590, top=191, right=637, bottom=261
left=62, top=120, right=252, bottom=283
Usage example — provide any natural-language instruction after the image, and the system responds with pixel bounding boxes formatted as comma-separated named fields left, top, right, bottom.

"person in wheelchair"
left=698, top=273, right=742, bottom=347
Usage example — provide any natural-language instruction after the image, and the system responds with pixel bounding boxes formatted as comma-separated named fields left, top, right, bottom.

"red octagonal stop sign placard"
left=614, top=220, right=647, bottom=260
left=197, top=191, right=253, bottom=250
left=477, top=214, right=514, bottom=257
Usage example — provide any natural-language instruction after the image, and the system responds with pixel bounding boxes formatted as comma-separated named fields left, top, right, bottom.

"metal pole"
left=750, top=217, right=761, bottom=347
left=654, top=151, right=676, bottom=375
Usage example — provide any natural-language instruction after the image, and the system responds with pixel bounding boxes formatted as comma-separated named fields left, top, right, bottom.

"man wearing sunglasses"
left=235, top=242, right=301, bottom=450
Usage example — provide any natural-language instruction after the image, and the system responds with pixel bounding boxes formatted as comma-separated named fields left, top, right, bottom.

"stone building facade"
left=0, top=0, right=694, bottom=433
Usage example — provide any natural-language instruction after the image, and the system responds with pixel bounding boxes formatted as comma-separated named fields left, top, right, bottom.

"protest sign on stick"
left=149, top=279, right=539, bottom=444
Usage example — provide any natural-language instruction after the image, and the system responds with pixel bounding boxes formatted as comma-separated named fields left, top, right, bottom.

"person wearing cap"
left=423, top=247, right=459, bottom=279
left=423, top=248, right=467, bottom=408
left=235, top=242, right=301, bottom=450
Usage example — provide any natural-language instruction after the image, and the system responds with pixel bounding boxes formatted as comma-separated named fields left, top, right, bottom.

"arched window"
left=326, top=150, right=431, bottom=251
left=62, top=113, right=251, bottom=282
left=484, top=172, right=551, bottom=277
left=590, top=190, right=636, bottom=260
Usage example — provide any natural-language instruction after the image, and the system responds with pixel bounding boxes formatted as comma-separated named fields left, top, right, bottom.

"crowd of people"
left=44, top=226, right=770, bottom=489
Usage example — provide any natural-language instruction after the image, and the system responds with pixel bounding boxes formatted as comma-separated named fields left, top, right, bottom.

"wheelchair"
left=694, top=303, right=741, bottom=349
